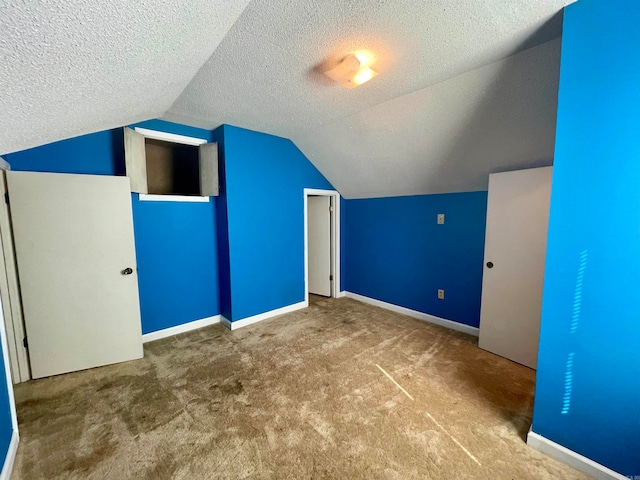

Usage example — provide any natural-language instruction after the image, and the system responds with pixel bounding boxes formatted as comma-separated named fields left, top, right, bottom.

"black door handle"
left=122, top=268, right=133, bottom=275
left=486, top=262, right=494, bottom=269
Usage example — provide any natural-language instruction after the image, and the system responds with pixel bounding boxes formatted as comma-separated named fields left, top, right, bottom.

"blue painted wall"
left=531, top=0, right=640, bottom=476
left=5, top=120, right=221, bottom=334
left=211, top=126, right=233, bottom=320
left=0, top=346, right=13, bottom=471
left=344, top=193, right=488, bottom=327
left=130, top=196, right=219, bottom=333
left=340, top=196, right=346, bottom=292
left=4, top=130, right=120, bottom=176
left=222, top=126, right=334, bottom=321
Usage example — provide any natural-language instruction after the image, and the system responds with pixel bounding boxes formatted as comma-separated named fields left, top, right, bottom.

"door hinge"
left=329, top=206, right=334, bottom=212
left=22, top=337, right=28, bottom=349
left=330, top=275, right=334, bottom=281
left=4, top=193, right=8, bottom=205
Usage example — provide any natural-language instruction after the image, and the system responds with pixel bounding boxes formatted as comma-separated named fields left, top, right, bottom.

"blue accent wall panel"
left=131, top=195, right=219, bottom=334
left=531, top=0, right=640, bottom=476
left=223, top=126, right=334, bottom=321
left=345, top=192, right=487, bottom=327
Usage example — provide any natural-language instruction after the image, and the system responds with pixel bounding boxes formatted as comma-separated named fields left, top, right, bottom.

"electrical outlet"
left=438, top=289, right=445, bottom=300
left=437, top=214, right=445, bottom=225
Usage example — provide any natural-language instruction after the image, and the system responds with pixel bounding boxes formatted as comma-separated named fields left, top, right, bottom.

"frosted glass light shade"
left=324, top=54, right=378, bottom=88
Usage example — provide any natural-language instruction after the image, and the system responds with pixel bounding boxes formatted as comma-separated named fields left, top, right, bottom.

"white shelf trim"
left=134, top=127, right=208, bottom=146
left=138, top=194, right=210, bottom=203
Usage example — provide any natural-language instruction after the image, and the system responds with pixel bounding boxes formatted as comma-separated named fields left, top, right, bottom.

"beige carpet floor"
left=11, top=296, right=590, bottom=479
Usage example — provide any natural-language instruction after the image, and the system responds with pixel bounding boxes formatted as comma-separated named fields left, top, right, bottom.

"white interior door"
left=308, top=196, right=331, bottom=297
left=478, top=167, right=552, bottom=369
left=7, top=171, right=143, bottom=379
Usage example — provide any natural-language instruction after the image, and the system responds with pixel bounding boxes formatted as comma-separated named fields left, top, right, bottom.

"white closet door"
left=478, top=167, right=552, bottom=369
left=308, top=196, right=331, bottom=297
left=7, top=171, right=143, bottom=378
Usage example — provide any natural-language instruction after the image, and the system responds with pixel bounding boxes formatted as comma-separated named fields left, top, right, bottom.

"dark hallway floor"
left=11, top=297, right=589, bottom=479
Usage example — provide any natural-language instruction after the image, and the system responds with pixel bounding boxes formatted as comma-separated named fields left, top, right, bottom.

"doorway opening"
left=304, top=189, right=341, bottom=303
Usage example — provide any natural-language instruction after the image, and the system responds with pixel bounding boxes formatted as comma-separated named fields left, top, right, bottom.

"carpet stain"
left=11, top=297, right=592, bottom=480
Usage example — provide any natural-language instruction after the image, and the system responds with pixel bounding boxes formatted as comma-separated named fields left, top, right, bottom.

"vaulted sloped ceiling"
left=0, top=0, right=252, bottom=154
left=296, top=39, right=561, bottom=197
left=0, top=0, right=574, bottom=197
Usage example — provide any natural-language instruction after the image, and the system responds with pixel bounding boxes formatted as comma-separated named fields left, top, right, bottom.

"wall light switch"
left=438, top=289, right=445, bottom=300
left=437, top=214, right=445, bottom=224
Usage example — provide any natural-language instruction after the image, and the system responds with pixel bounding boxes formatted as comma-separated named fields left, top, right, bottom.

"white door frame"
left=0, top=161, right=30, bottom=383
left=0, top=158, right=19, bottom=477
left=304, top=189, right=341, bottom=302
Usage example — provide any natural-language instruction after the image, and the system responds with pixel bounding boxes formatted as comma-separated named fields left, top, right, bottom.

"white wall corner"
left=336, top=291, right=346, bottom=298
left=141, top=315, right=221, bottom=343
left=0, top=430, right=19, bottom=480
left=527, top=430, right=629, bottom=480
left=344, top=292, right=479, bottom=336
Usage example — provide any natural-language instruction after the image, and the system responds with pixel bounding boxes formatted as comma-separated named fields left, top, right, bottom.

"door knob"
left=122, top=267, right=133, bottom=275
left=486, top=262, right=494, bottom=269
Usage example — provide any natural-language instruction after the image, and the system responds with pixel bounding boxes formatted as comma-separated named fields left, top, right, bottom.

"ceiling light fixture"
left=324, top=54, right=379, bottom=89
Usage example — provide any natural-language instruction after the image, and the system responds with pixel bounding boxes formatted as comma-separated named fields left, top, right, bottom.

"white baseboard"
left=527, top=430, right=628, bottom=480
left=142, top=315, right=221, bottom=343
left=0, top=430, right=19, bottom=480
left=336, top=291, right=346, bottom=298
left=344, top=292, right=479, bottom=336
left=220, top=301, right=308, bottom=331
left=220, top=316, right=232, bottom=330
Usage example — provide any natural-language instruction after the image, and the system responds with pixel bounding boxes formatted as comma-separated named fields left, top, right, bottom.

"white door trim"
left=304, top=189, right=341, bottom=302
left=0, top=159, right=21, bottom=480
left=0, top=163, right=30, bottom=383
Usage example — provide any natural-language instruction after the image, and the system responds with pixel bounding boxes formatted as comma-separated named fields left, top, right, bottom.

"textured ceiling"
left=1, top=0, right=574, bottom=197
left=165, top=0, right=571, bottom=197
left=297, top=39, right=561, bottom=197
left=0, top=0, right=251, bottom=154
